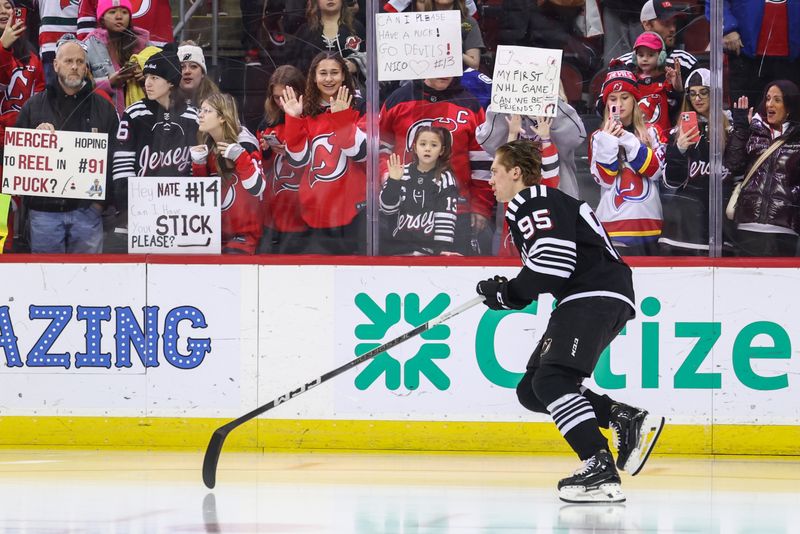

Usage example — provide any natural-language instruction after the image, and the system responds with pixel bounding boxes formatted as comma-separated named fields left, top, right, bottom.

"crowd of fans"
left=1, top=0, right=799, bottom=257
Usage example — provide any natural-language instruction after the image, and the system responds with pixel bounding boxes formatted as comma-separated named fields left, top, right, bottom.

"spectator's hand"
left=217, top=142, right=245, bottom=161
left=280, top=86, right=303, bottom=117
left=665, top=66, right=682, bottom=92
left=676, top=124, right=700, bottom=151
left=471, top=212, right=489, bottom=233
left=0, top=18, right=25, bottom=49
left=387, top=153, right=404, bottom=180
left=602, top=114, right=623, bottom=137
left=530, top=116, right=553, bottom=141
left=440, top=251, right=463, bottom=256
left=505, top=114, right=523, bottom=142
left=476, top=275, right=527, bottom=311
left=190, top=144, right=209, bottom=164
left=109, top=66, right=137, bottom=88
left=723, top=31, right=743, bottom=55
left=732, top=95, right=753, bottom=130
left=330, top=86, right=353, bottom=113
left=131, top=65, right=144, bottom=82
left=36, top=123, right=55, bottom=131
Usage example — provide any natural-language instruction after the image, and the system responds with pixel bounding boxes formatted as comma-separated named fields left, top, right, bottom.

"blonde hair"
left=197, top=93, right=242, bottom=182
left=495, top=140, right=543, bottom=187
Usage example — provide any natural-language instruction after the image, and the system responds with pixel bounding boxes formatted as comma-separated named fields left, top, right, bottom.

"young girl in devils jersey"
left=0, top=0, right=44, bottom=252
left=589, top=69, right=664, bottom=256
left=380, top=126, right=460, bottom=255
left=280, top=52, right=367, bottom=255
left=257, top=65, right=310, bottom=254
left=192, top=92, right=265, bottom=255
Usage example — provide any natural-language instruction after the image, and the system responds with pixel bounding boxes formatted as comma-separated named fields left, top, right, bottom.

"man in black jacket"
left=15, top=35, right=119, bottom=254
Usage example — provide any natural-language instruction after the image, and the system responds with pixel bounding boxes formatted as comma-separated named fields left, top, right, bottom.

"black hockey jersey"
left=112, top=99, right=199, bottom=207
left=505, top=185, right=636, bottom=310
left=379, top=164, right=459, bottom=255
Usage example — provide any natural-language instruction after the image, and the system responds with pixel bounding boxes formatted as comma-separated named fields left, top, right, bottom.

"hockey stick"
left=202, top=295, right=484, bottom=489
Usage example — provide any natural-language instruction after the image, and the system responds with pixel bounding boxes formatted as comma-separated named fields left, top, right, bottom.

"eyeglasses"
left=198, top=107, right=216, bottom=116
left=688, top=89, right=710, bottom=99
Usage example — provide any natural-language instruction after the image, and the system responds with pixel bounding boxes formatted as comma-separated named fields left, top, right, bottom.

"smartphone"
left=12, top=7, right=27, bottom=26
left=610, top=104, right=620, bottom=123
left=680, top=111, right=700, bottom=142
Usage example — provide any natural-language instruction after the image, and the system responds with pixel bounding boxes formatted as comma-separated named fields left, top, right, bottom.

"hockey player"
left=192, top=92, right=264, bottom=255
left=476, top=139, right=664, bottom=503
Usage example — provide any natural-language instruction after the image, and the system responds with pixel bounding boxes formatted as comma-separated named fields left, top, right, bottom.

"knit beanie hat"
left=143, top=44, right=182, bottom=85
left=96, top=0, right=133, bottom=20
left=177, top=44, right=207, bottom=74
left=601, top=69, right=640, bottom=103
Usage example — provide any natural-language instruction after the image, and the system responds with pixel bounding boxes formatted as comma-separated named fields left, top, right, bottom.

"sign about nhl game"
left=376, top=10, right=463, bottom=81
left=128, top=176, right=221, bottom=254
left=1, top=127, right=109, bottom=200
left=491, top=46, right=563, bottom=116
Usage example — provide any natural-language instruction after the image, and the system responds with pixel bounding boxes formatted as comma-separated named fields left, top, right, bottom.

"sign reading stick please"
left=491, top=46, right=563, bottom=117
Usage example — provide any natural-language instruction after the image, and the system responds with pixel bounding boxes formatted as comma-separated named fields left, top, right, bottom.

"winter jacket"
left=191, top=128, right=265, bottom=255
left=15, top=81, right=119, bottom=212
left=723, top=113, right=800, bottom=232
left=707, top=0, right=800, bottom=60
left=84, top=26, right=151, bottom=115
left=286, top=21, right=366, bottom=81
left=662, top=116, right=732, bottom=251
left=476, top=99, right=586, bottom=199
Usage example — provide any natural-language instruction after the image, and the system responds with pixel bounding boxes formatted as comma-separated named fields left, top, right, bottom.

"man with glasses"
left=14, top=35, right=119, bottom=253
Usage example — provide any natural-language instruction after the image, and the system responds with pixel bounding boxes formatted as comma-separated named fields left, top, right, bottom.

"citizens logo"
left=353, top=292, right=452, bottom=391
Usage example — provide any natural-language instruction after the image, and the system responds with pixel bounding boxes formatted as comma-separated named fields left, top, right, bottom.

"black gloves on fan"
left=476, top=275, right=527, bottom=311
left=731, top=107, right=751, bottom=131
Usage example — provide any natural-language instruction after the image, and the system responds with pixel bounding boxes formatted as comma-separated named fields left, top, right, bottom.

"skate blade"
left=558, top=483, right=626, bottom=503
left=624, top=414, right=665, bottom=476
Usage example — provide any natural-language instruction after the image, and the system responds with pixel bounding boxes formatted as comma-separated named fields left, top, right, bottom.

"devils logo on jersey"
left=613, top=168, right=652, bottom=209
left=0, top=68, right=37, bottom=115
left=344, top=35, right=363, bottom=51
left=270, top=154, right=302, bottom=195
left=309, top=133, right=348, bottom=187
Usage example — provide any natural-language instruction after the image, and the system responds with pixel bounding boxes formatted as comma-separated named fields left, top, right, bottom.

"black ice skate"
left=557, top=450, right=625, bottom=503
left=610, top=403, right=665, bottom=476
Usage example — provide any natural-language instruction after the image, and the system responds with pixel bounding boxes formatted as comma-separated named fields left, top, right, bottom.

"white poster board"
left=491, top=46, right=563, bottom=116
left=1, top=127, right=109, bottom=199
left=127, top=176, right=221, bottom=254
left=376, top=11, right=463, bottom=81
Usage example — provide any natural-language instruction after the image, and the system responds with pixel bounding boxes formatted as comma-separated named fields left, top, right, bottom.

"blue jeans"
left=29, top=207, right=104, bottom=254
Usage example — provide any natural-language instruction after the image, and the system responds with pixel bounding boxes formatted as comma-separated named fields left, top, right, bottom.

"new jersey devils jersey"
left=284, top=107, right=367, bottom=229
left=380, top=164, right=459, bottom=255
left=77, top=0, right=173, bottom=45
left=258, top=120, right=308, bottom=233
left=505, top=184, right=635, bottom=309
left=192, top=129, right=264, bottom=255
left=0, top=46, right=45, bottom=140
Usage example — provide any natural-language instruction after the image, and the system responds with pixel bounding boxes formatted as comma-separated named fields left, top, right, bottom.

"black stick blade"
left=202, top=429, right=228, bottom=489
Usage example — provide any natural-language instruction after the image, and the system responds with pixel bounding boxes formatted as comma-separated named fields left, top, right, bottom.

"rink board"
left=0, top=261, right=798, bottom=454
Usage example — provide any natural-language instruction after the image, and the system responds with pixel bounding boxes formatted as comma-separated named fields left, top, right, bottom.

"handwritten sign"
left=491, top=46, right=563, bottom=116
left=128, top=176, right=221, bottom=254
left=1, top=128, right=109, bottom=199
left=376, top=10, right=463, bottom=82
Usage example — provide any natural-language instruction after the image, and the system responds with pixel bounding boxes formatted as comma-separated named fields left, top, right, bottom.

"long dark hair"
left=98, top=8, right=140, bottom=66
left=410, top=126, right=452, bottom=180
left=757, top=80, right=800, bottom=128
left=305, top=0, right=356, bottom=34
left=265, top=64, right=306, bottom=125
left=303, top=52, right=357, bottom=117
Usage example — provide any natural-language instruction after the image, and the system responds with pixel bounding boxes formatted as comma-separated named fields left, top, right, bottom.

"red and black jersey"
left=77, top=0, right=173, bottom=46
left=379, top=80, right=493, bottom=219
left=0, top=44, right=45, bottom=142
left=636, top=75, right=675, bottom=143
left=258, top=120, right=308, bottom=233
left=283, top=106, right=367, bottom=229
left=192, top=129, right=264, bottom=255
